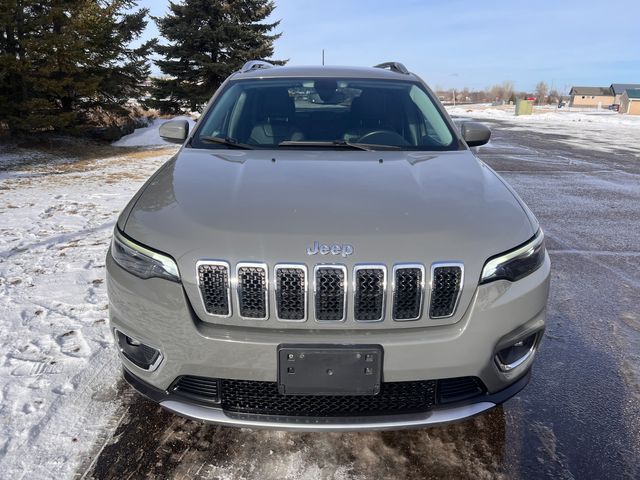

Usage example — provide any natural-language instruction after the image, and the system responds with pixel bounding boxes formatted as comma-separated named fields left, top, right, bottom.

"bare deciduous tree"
left=489, top=84, right=504, bottom=101
left=488, top=81, right=515, bottom=102
left=535, top=81, right=549, bottom=104
left=502, top=81, right=515, bottom=102
left=548, top=89, right=561, bottom=104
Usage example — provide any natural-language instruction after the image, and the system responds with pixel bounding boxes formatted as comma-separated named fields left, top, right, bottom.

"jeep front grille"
left=314, top=266, right=347, bottom=321
left=236, top=263, right=268, bottom=320
left=197, top=261, right=231, bottom=317
left=275, top=265, right=307, bottom=321
left=197, top=262, right=464, bottom=322
left=429, top=264, right=463, bottom=318
left=392, top=265, right=425, bottom=321
left=353, top=266, right=386, bottom=321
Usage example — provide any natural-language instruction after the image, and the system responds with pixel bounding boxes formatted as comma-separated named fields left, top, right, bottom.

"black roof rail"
left=239, top=60, right=274, bottom=73
left=373, top=62, right=409, bottom=74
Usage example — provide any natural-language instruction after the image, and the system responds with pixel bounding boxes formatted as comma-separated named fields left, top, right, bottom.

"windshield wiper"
left=200, top=136, right=254, bottom=149
left=278, top=140, right=400, bottom=151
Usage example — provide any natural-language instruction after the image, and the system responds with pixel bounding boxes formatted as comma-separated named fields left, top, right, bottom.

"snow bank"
left=447, top=105, right=640, bottom=128
left=112, top=116, right=195, bottom=147
left=447, top=105, right=640, bottom=155
left=0, top=148, right=176, bottom=478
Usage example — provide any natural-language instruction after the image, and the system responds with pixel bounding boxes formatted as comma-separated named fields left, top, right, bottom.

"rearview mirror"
left=159, top=119, right=189, bottom=144
left=460, top=121, right=491, bottom=147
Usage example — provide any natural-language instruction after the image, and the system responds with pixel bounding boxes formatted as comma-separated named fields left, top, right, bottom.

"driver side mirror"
left=460, top=121, right=491, bottom=147
left=159, top=119, right=190, bottom=144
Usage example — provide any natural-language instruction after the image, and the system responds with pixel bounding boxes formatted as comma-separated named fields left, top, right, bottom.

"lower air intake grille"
left=315, top=267, right=346, bottom=321
left=438, top=376, right=485, bottom=404
left=198, top=263, right=230, bottom=316
left=393, top=267, right=423, bottom=320
left=171, top=376, right=486, bottom=416
left=237, top=265, right=267, bottom=319
left=172, top=376, right=220, bottom=404
left=275, top=266, right=306, bottom=320
left=354, top=267, right=385, bottom=321
left=430, top=265, right=463, bottom=318
left=220, top=379, right=436, bottom=417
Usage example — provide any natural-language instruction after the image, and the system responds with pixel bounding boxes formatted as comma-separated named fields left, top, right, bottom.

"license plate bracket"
left=277, top=344, right=382, bottom=396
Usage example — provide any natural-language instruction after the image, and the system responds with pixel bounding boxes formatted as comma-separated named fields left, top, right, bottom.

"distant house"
left=619, top=89, right=640, bottom=115
left=610, top=84, right=640, bottom=104
left=568, top=86, right=614, bottom=108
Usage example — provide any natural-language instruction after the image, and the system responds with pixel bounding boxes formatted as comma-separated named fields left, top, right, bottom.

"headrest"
left=350, top=90, right=388, bottom=118
left=262, top=89, right=295, bottom=121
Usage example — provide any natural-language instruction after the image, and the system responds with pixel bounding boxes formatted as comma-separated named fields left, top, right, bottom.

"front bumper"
left=107, top=250, right=549, bottom=430
left=124, top=367, right=530, bottom=431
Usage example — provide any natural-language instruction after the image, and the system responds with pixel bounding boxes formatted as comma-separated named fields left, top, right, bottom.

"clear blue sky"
left=136, top=0, right=640, bottom=93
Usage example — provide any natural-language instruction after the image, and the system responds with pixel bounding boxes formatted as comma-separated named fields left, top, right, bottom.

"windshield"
left=191, top=78, right=458, bottom=151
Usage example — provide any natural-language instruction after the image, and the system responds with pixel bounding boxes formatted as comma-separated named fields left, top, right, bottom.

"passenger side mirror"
left=460, top=121, right=491, bottom=147
left=159, top=119, right=190, bottom=144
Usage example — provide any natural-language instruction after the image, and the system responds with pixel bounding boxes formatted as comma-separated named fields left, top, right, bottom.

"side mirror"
left=460, top=121, right=491, bottom=147
left=159, top=119, right=189, bottom=144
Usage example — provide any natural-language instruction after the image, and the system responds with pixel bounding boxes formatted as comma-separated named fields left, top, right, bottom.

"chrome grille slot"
left=353, top=266, right=386, bottom=321
left=197, top=261, right=231, bottom=317
left=392, top=265, right=425, bottom=321
left=314, top=265, right=347, bottom=321
left=275, top=265, right=307, bottom=321
left=236, top=263, right=268, bottom=320
left=430, top=263, right=463, bottom=318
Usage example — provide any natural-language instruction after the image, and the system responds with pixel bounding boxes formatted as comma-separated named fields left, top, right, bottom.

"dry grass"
left=1, top=133, right=177, bottom=178
left=49, top=146, right=176, bottom=175
left=6, top=135, right=168, bottom=161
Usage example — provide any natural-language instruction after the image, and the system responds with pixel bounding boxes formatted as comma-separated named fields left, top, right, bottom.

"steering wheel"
left=357, top=130, right=408, bottom=145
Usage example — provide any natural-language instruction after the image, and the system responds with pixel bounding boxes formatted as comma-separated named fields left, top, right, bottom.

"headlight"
left=110, top=229, right=180, bottom=282
left=480, top=230, right=545, bottom=284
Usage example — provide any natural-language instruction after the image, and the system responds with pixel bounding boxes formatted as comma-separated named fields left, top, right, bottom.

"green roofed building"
left=620, top=89, right=640, bottom=115
left=610, top=84, right=640, bottom=103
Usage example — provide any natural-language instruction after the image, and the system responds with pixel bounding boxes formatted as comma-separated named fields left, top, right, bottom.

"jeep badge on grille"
left=307, top=241, right=354, bottom=257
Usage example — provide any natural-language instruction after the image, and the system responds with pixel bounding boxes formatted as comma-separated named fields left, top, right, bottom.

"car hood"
left=122, top=148, right=537, bottom=324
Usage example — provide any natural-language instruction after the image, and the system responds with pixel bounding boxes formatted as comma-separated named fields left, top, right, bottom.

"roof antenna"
left=322, top=49, right=325, bottom=66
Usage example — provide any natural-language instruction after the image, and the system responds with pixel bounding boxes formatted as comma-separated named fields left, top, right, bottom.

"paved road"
left=81, top=121, right=640, bottom=479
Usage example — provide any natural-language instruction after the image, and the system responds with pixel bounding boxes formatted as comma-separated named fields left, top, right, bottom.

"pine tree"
left=151, top=0, right=284, bottom=113
left=0, top=0, right=154, bottom=134
left=0, top=0, right=43, bottom=132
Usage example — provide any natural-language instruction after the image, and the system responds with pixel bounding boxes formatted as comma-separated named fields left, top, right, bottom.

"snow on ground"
left=112, top=116, right=195, bottom=147
left=0, top=146, right=177, bottom=478
left=447, top=104, right=640, bottom=127
left=447, top=105, right=640, bottom=156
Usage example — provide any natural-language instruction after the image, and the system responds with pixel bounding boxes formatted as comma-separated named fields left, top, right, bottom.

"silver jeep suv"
left=107, top=61, right=550, bottom=430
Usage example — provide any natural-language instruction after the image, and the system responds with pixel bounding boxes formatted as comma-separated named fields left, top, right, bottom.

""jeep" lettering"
left=306, top=241, right=354, bottom=257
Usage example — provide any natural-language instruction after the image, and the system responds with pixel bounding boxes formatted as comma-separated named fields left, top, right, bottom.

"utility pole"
left=322, top=49, right=325, bottom=66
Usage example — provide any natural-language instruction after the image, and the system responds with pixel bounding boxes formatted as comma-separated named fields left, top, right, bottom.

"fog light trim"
left=494, top=333, right=540, bottom=372
left=114, top=328, right=163, bottom=372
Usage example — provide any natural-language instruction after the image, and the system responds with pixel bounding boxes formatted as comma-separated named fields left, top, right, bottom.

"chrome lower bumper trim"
left=159, top=399, right=496, bottom=431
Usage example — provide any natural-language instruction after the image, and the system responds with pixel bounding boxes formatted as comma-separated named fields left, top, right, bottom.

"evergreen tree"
left=151, top=0, right=283, bottom=113
left=0, top=0, right=154, bottom=133
left=0, top=0, right=42, bottom=131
